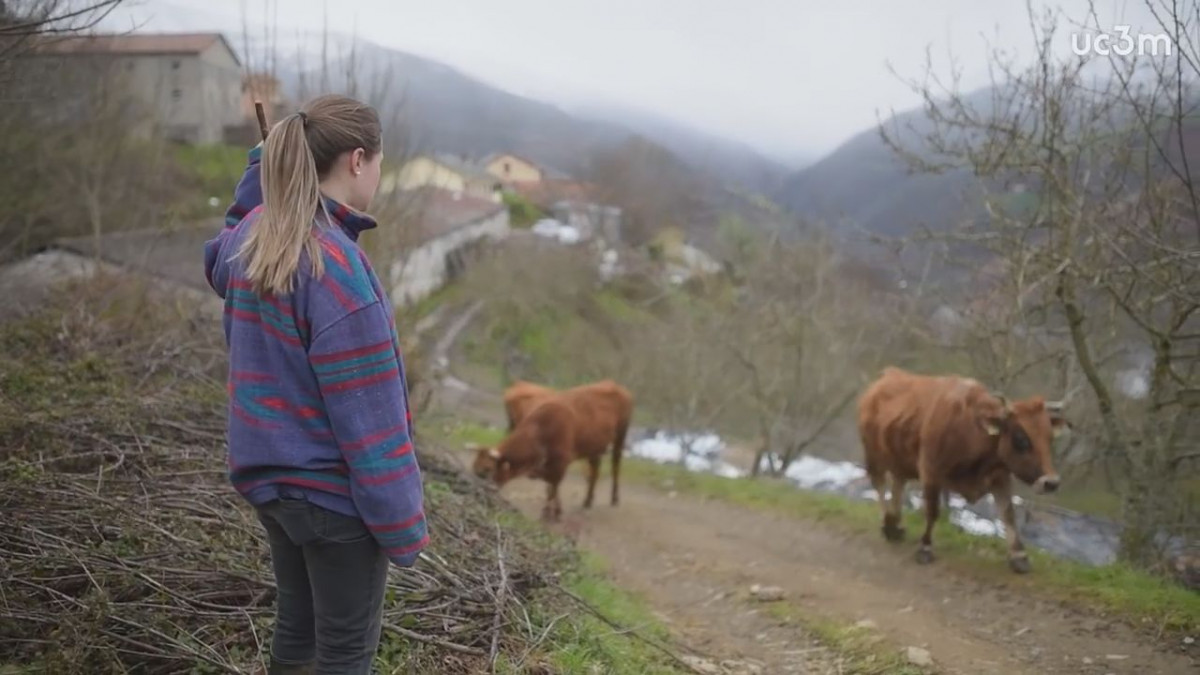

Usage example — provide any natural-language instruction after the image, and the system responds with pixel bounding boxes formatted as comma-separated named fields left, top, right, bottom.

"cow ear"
left=979, top=408, right=1007, bottom=436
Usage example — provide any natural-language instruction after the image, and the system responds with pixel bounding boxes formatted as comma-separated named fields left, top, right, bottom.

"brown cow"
left=472, top=380, right=633, bottom=521
left=857, top=367, right=1069, bottom=573
left=502, top=380, right=556, bottom=431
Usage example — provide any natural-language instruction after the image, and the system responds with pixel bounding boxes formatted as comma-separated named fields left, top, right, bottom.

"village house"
left=480, top=153, right=545, bottom=184
left=383, top=154, right=501, bottom=202
left=30, top=33, right=243, bottom=145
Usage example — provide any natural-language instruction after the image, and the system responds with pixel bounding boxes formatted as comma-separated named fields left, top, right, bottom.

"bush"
left=500, top=191, right=544, bottom=228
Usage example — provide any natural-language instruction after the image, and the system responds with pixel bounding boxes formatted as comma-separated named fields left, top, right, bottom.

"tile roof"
left=54, top=221, right=223, bottom=292
left=35, top=32, right=239, bottom=65
left=405, top=187, right=506, bottom=241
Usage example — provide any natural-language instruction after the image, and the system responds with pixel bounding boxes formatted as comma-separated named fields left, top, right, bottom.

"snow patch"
left=531, top=218, right=582, bottom=244
left=630, top=431, right=744, bottom=478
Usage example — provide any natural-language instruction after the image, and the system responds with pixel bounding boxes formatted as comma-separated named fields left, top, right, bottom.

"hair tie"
left=297, top=111, right=308, bottom=127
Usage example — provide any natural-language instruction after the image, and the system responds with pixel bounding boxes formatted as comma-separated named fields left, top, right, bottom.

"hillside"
left=775, top=87, right=1000, bottom=249
left=573, top=101, right=794, bottom=192
left=0, top=277, right=692, bottom=674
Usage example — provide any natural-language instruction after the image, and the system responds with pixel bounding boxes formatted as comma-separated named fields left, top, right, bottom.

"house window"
left=171, top=60, right=181, bottom=70
left=503, top=161, right=511, bottom=176
left=171, top=89, right=182, bottom=101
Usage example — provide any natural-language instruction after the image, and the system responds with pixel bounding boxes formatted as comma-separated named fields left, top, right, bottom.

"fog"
left=108, top=0, right=1165, bottom=165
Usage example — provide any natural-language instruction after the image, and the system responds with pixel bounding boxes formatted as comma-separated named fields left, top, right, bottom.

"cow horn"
left=487, top=448, right=501, bottom=460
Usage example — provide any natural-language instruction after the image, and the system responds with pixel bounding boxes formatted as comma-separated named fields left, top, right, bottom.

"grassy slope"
left=0, top=284, right=686, bottom=675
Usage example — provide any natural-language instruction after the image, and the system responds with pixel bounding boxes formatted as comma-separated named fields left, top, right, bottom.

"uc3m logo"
left=1071, top=25, right=1173, bottom=56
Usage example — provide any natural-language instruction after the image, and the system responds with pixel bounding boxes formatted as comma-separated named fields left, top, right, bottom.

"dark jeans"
left=256, top=489, right=389, bottom=675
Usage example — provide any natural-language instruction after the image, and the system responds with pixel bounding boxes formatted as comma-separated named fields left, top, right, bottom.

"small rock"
left=749, top=584, right=785, bottom=602
left=1082, top=657, right=1094, bottom=664
left=898, top=605, right=915, bottom=613
left=720, top=659, right=764, bottom=675
left=1029, top=647, right=1043, bottom=660
left=1014, top=626, right=1031, bottom=637
left=1183, top=636, right=1195, bottom=645
left=667, top=490, right=678, bottom=498
left=680, top=655, right=721, bottom=674
left=905, top=646, right=933, bottom=667
left=1105, top=654, right=1130, bottom=660
left=855, top=619, right=878, bottom=630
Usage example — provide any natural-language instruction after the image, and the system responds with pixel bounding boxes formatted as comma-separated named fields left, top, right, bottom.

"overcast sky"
left=106, top=0, right=1164, bottom=166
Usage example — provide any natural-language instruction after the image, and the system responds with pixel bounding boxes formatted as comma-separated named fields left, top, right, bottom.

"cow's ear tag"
left=487, top=448, right=501, bottom=459
left=984, top=421, right=1002, bottom=436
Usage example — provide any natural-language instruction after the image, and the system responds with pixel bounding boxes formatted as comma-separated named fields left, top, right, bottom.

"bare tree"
left=879, top=1, right=1199, bottom=567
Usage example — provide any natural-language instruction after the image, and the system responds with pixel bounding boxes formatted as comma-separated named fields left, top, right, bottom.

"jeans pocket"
left=312, top=506, right=372, bottom=545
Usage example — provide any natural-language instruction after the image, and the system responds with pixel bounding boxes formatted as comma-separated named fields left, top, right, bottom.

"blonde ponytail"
left=237, top=113, right=326, bottom=295
left=233, top=95, right=382, bottom=296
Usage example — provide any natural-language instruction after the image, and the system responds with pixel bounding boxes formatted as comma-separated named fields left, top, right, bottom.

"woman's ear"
left=350, top=148, right=365, bottom=176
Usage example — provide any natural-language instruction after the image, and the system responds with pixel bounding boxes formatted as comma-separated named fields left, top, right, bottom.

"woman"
left=204, top=94, right=428, bottom=675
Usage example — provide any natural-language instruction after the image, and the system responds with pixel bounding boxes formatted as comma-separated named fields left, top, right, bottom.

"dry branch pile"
left=0, top=278, right=582, bottom=673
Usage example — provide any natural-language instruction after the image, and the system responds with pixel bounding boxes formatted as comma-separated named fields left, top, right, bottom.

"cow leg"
left=883, top=474, right=907, bottom=541
left=610, top=421, right=627, bottom=507
left=583, top=457, right=601, bottom=509
left=993, top=483, right=1030, bottom=574
left=542, top=481, right=562, bottom=522
left=916, top=484, right=940, bottom=564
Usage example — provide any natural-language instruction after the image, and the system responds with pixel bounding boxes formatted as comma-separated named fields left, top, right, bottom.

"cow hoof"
left=882, top=525, right=906, bottom=542
left=1009, top=556, right=1032, bottom=574
left=915, top=547, right=935, bottom=565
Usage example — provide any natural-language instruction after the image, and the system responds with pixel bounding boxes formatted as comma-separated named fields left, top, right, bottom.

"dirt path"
left=428, top=304, right=1197, bottom=674
left=466, top=462, right=1197, bottom=674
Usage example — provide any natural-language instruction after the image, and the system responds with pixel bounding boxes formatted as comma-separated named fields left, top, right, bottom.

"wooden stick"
left=254, top=101, right=269, bottom=141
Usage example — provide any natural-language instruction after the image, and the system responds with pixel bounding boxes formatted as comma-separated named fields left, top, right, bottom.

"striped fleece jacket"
left=203, top=143, right=428, bottom=567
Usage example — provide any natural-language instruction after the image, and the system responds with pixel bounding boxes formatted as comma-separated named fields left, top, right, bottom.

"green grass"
left=545, top=551, right=683, bottom=674
left=172, top=142, right=250, bottom=219
left=764, top=602, right=931, bottom=675
left=438, top=419, right=507, bottom=448
left=403, top=282, right=465, bottom=324
left=622, top=459, right=1200, bottom=636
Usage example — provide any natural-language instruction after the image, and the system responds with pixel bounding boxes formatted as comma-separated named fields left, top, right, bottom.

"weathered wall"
left=389, top=209, right=510, bottom=306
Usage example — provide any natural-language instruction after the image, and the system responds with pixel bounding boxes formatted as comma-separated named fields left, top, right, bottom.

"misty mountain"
left=775, top=87, right=1004, bottom=248
left=572, top=102, right=794, bottom=193
left=245, top=34, right=787, bottom=198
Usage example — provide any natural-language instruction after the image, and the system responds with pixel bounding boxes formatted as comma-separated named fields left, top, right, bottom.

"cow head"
left=979, top=395, right=1069, bottom=494
left=468, top=443, right=515, bottom=485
